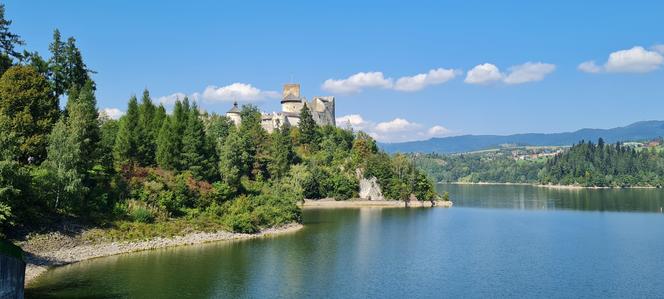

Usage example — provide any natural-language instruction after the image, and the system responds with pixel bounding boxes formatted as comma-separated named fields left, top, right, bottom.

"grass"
left=0, top=238, right=24, bottom=261
left=84, top=215, right=230, bottom=242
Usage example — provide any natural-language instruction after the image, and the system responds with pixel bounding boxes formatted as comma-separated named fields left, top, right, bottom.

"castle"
left=226, top=83, right=335, bottom=133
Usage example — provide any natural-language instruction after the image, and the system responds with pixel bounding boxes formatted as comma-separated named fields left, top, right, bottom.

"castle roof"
left=227, top=101, right=240, bottom=114
left=281, top=94, right=304, bottom=103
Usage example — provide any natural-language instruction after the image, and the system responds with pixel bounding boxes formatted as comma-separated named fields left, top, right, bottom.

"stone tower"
left=226, top=101, right=241, bottom=126
left=281, top=83, right=305, bottom=114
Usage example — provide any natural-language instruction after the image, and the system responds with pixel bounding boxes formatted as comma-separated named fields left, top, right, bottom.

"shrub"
left=131, top=207, right=155, bottom=223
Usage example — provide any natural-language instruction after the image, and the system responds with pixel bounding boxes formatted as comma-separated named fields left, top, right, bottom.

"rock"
left=359, top=176, right=384, bottom=201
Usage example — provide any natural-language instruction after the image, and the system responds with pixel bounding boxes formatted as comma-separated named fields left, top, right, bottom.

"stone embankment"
left=19, top=223, right=302, bottom=285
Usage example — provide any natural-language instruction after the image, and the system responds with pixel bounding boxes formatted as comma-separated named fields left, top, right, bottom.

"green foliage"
left=136, top=89, right=157, bottom=166
left=113, top=96, right=139, bottom=167
left=298, top=104, right=319, bottom=147
left=0, top=4, right=24, bottom=60
left=414, top=152, right=543, bottom=183
left=181, top=102, right=216, bottom=180
left=239, top=105, right=268, bottom=179
left=48, top=30, right=92, bottom=97
left=0, top=65, right=59, bottom=163
left=131, top=206, right=155, bottom=223
left=540, top=139, right=664, bottom=187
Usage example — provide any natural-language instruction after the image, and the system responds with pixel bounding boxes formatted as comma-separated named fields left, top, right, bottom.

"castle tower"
left=226, top=101, right=241, bottom=127
left=281, top=83, right=304, bottom=114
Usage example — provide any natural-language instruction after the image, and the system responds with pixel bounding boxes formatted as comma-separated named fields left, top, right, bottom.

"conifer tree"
left=113, top=96, right=139, bottom=167
left=67, top=80, right=100, bottom=171
left=238, top=105, right=268, bottom=179
left=219, top=127, right=243, bottom=193
left=0, top=4, right=24, bottom=60
left=181, top=102, right=215, bottom=180
left=137, top=89, right=156, bottom=166
left=268, top=125, right=295, bottom=179
left=156, top=116, right=179, bottom=170
left=298, top=103, right=319, bottom=146
left=48, top=29, right=67, bottom=97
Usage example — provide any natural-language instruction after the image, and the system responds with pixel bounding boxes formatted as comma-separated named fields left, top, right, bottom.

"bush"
left=131, top=207, right=155, bottom=223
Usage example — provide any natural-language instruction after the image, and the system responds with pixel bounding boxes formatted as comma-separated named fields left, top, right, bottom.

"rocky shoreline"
left=20, top=222, right=303, bottom=286
left=301, top=199, right=453, bottom=208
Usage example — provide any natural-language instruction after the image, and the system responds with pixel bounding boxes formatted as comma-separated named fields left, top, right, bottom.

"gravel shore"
left=20, top=222, right=303, bottom=285
left=302, top=199, right=453, bottom=208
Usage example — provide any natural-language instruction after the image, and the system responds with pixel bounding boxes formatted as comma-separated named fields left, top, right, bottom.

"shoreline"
left=20, top=222, right=303, bottom=286
left=301, top=199, right=453, bottom=208
left=441, top=182, right=660, bottom=189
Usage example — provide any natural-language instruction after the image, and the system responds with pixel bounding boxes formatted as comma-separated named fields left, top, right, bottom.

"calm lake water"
left=27, top=184, right=664, bottom=298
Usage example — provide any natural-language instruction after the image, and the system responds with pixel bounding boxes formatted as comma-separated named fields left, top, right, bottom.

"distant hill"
left=380, top=120, right=664, bottom=154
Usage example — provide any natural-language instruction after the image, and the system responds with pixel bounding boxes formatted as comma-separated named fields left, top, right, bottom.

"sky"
left=5, top=0, right=664, bottom=142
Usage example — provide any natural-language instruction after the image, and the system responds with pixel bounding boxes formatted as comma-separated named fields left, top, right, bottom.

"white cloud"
left=503, top=62, right=556, bottom=84
left=157, top=92, right=187, bottom=105
left=464, top=63, right=503, bottom=84
left=579, top=46, right=664, bottom=73
left=337, top=114, right=454, bottom=142
left=322, top=72, right=393, bottom=93
left=202, top=83, right=279, bottom=102
left=578, top=61, right=601, bottom=73
left=393, top=68, right=458, bottom=91
left=99, top=108, right=124, bottom=120
left=336, top=114, right=369, bottom=130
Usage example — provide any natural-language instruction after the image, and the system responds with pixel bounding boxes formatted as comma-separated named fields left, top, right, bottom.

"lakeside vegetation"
left=415, top=138, right=664, bottom=188
left=0, top=5, right=435, bottom=238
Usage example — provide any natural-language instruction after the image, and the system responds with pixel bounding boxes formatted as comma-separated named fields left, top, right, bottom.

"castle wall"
left=283, top=84, right=300, bottom=98
left=282, top=101, right=304, bottom=114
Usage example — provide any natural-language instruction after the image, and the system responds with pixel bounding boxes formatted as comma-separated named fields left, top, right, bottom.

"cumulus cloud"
left=321, top=72, right=393, bottom=93
left=503, top=62, right=556, bottom=84
left=465, top=62, right=556, bottom=85
left=336, top=114, right=453, bottom=143
left=202, top=83, right=279, bottom=102
left=579, top=46, right=664, bottom=73
left=99, top=108, right=124, bottom=120
left=157, top=92, right=187, bottom=105
left=464, top=63, right=504, bottom=84
left=393, top=68, right=459, bottom=91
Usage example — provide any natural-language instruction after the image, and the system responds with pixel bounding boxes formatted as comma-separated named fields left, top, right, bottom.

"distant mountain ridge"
left=380, top=120, right=664, bottom=154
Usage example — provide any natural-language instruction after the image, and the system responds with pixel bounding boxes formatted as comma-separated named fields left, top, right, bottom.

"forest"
left=0, top=5, right=435, bottom=236
left=415, top=139, right=664, bottom=188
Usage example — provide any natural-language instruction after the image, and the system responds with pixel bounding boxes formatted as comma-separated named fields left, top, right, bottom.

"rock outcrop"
left=359, top=176, right=384, bottom=201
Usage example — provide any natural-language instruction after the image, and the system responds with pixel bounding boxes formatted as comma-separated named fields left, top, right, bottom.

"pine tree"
left=268, top=125, right=294, bottom=179
left=0, top=4, right=24, bottom=60
left=298, top=103, right=319, bottom=146
left=181, top=102, right=215, bottom=180
left=67, top=80, right=100, bottom=171
left=0, top=66, right=59, bottom=163
left=156, top=116, right=179, bottom=170
left=238, top=105, right=268, bottom=179
left=219, top=127, right=243, bottom=193
left=63, top=37, right=91, bottom=92
left=48, top=29, right=67, bottom=97
left=113, top=96, right=139, bottom=167
left=137, top=89, right=156, bottom=166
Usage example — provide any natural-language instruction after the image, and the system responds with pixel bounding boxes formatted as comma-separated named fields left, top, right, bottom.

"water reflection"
left=437, top=183, right=664, bottom=212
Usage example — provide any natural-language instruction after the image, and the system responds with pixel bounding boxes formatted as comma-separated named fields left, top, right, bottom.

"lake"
left=27, top=184, right=664, bottom=298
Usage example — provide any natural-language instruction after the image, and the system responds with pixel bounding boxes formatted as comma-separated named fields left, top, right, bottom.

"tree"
left=137, top=89, right=156, bottom=166
left=238, top=105, right=268, bottom=179
left=219, top=127, right=243, bottom=194
left=156, top=116, right=179, bottom=170
left=181, top=102, right=215, bottom=180
left=48, top=29, right=67, bottom=97
left=98, top=116, right=119, bottom=170
left=298, top=103, right=319, bottom=146
left=113, top=96, right=139, bottom=167
left=63, top=37, right=92, bottom=92
left=41, top=118, right=85, bottom=211
left=0, top=4, right=24, bottom=60
left=67, top=80, right=100, bottom=171
left=0, top=66, right=59, bottom=163
left=268, top=125, right=295, bottom=179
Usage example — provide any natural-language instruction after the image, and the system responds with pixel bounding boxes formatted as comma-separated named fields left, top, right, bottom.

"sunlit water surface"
left=27, top=184, right=664, bottom=298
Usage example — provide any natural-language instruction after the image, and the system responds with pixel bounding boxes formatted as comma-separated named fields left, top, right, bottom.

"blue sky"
left=6, top=0, right=664, bottom=142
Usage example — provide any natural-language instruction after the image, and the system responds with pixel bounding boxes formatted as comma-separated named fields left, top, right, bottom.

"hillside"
left=381, top=121, right=664, bottom=154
